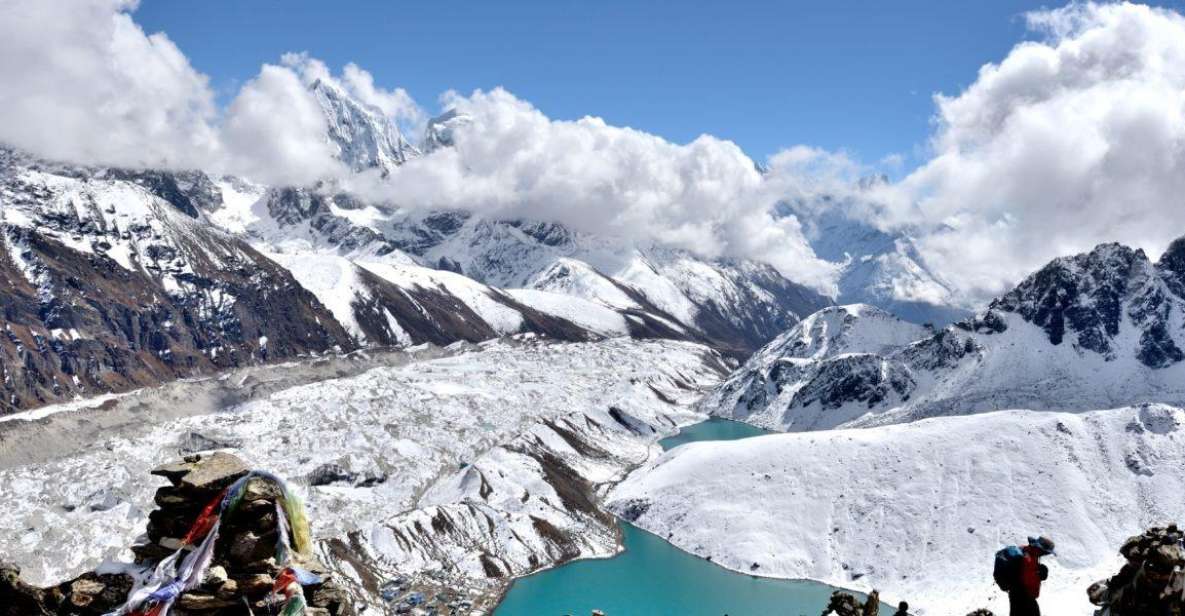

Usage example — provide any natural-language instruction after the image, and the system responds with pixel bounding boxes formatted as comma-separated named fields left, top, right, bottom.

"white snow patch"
left=268, top=252, right=369, bottom=342
left=507, top=289, right=629, bottom=336
left=611, top=404, right=1185, bottom=616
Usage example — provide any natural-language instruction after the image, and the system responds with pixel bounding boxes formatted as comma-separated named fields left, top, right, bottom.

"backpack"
left=994, top=545, right=1024, bottom=591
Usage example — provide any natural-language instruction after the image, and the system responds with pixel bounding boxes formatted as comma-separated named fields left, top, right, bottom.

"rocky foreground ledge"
left=0, top=452, right=352, bottom=615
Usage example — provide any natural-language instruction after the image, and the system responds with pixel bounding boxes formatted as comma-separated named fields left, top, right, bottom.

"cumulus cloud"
left=221, top=64, right=346, bottom=185
left=352, top=88, right=839, bottom=291
left=885, top=2, right=1185, bottom=300
left=0, top=0, right=220, bottom=169
left=14, top=0, right=1185, bottom=303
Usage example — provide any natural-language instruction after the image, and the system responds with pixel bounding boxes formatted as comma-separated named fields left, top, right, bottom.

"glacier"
left=0, top=336, right=727, bottom=611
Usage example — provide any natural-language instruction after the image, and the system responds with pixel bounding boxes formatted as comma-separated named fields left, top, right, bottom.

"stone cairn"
left=1088, top=524, right=1185, bottom=615
left=1, top=452, right=352, bottom=616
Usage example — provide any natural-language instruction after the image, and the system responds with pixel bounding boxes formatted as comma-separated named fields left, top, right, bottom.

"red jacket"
left=1016, top=546, right=1044, bottom=598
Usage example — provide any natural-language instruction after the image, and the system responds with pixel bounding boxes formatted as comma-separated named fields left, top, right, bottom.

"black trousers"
left=1008, top=591, right=1041, bottom=616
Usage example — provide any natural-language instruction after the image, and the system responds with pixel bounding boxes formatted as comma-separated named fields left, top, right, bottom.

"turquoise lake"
left=657, top=417, right=773, bottom=451
left=495, top=418, right=886, bottom=616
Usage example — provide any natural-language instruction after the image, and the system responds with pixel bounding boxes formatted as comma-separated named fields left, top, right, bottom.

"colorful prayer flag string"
left=105, top=470, right=318, bottom=616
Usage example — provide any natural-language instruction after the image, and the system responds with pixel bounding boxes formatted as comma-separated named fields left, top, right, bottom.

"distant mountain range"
left=776, top=176, right=970, bottom=326
left=0, top=79, right=1005, bottom=414
left=707, top=239, right=1185, bottom=430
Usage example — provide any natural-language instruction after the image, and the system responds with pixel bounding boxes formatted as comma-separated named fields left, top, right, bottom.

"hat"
left=1028, top=536, right=1056, bottom=555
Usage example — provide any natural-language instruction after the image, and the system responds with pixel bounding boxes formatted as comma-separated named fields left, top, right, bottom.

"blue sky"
left=137, top=0, right=1182, bottom=171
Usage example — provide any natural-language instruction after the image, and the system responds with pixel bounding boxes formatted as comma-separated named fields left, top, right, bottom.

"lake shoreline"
left=492, top=416, right=886, bottom=616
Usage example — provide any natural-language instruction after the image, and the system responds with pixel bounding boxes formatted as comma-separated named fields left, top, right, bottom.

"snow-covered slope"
left=204, top=185, right=832, bottom=357
left=390, top=211, right=833, bottom=356
left=0, top=337, right=726, bottom=611
left=708, top=241, right=1185, bottom=431
left=609, top=404, right=1185, bottom=615
left=0, top=151, right=354, bottom=412
left=268, top=251, right=604, bottom=347
left=506, top=288, right=630, bottom=336
left=749, top=304, right=929, bottom=362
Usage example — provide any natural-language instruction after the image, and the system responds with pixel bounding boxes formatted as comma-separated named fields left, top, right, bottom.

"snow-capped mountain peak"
left=989, top=241, right=1184, bottom=367
left=421, top=108, right=473, bottom=153
left=707, top=237, right=1185, bottom=432
left=309, top=78, right=420, bottom=174
left=757, top=303, right=930, bottom=362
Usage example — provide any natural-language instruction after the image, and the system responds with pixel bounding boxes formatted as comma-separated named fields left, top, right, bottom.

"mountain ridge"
left=708, top=238, right=1185, bottom=431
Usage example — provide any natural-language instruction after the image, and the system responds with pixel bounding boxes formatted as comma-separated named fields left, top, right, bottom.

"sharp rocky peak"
left=1156, top=235, right=1185, bottom=298
left=971, top=238, right=1185, bottom=369
left=309, top=78, right=420, bottom=174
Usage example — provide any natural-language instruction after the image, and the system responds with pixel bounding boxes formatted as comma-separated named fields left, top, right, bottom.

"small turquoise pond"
left=495, top=419, right=885, bottom=616
left=658, top=417, right=773, bottom=451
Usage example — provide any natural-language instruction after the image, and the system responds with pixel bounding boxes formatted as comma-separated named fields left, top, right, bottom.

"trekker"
left=1005, top=536, right=1055, bottom=616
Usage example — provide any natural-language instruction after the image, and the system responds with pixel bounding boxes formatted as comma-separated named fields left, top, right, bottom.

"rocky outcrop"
left=709, top=238, right=1185, bottom=431
left=0, top=565, right=133, bottom=616
left=0, top=453, right=352, bottom=616
left=0, top=153, right=358, bottom=414
left=1088, top=524, right=1185, bottom=615
left=821, top=589, right=880, bottom=616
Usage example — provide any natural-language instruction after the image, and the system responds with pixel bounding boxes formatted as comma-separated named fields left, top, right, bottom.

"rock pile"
left=1088, top=524, right=1185, bottom=615
left=821, top=589, right=880, bottom=616
left=1, top=452, right=353, bottom=616
left=0, top=563, right=133, bottom=616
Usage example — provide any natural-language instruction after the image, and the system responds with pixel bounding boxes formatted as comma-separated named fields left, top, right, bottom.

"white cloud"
left=17, top=0, right=1185, bottom=305
left=0, top=0, right=220, bottom=170
left=355, top=88, right=839, bottom=292
left=221, top=64, right=346, bottom=186
left=886, top=2, right=1185, bottom=300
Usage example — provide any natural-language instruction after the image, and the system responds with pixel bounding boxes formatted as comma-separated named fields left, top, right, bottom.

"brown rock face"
left=1, top=453, right=354, bottom=616
left=0, top=215, right=357, bottom=415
